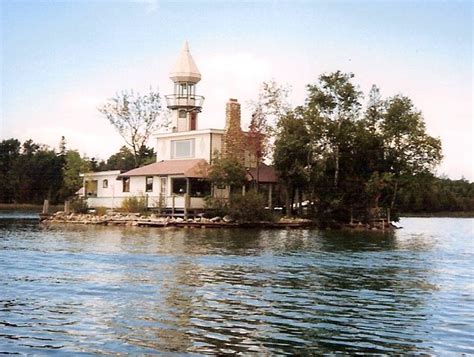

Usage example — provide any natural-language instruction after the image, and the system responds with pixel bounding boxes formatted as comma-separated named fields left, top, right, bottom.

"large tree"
left=98, top=89, right=167, bottom=167
left=61, top=150, right=91, bottom=199
left=273, top=111, right=310, bottom=215
left=305, top=71, right=362, bottom=188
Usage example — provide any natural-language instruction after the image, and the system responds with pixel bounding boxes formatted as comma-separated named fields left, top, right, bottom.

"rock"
left=223, top=215, right=234, bottom=223
left=175, top=217, right=184, bottom=223
left=210, top=216, right=221, bottom=222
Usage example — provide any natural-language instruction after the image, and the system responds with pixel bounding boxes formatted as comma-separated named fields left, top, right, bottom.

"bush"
left=95, top=206, right=108, bottom=216
left=121, top=195, right=147, bottom=214
left=70, top=197, right=88, bottom=214
left=204, top=196, right=229, bottom=217
left=229, top=190, right=275, bottom=222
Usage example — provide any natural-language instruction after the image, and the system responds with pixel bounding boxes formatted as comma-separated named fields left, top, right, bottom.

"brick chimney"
left=225, top=98, right=241, bottom=131
left=223, top=98, right=245, bottom=160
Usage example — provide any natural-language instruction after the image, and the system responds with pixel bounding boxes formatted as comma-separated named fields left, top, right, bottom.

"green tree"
left=61, top=150, right=91, bottom=199
left=0, top=139, right=21, bottom=202
left=380, top=95, right=443, bottom=209
left=105, top=146, right=137, bottom=171
left=208, top=154, right=247, bottom=190
left=273, top=111, right=310, bottom=215
left=305, top=71, right=362, bottom=188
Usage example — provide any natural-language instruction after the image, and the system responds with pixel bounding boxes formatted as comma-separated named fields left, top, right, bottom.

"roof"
left=247, top=164, right=279, bottom=183
left=80, top=170, right=121, bottom=177
left=118, top=159, right=209, bottom=178
left=169, top=41, right=201, bottom=83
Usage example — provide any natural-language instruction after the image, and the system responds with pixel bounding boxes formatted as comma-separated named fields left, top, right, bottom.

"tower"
left=166, top=41, right=204, bottom=132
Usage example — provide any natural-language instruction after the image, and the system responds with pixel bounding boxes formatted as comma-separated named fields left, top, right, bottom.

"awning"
left=118, top=159, right=209, bottom=179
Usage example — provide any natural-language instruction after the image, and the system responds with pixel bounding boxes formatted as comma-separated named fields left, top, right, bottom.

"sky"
left=1, top=0, right=472, bottom=180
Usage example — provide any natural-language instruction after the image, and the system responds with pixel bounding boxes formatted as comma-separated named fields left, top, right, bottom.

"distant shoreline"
left=400, top=211, right=474, bottom=218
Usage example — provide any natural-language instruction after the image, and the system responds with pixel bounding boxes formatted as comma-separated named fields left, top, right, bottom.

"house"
left=82, top=42, right=278, bottom=211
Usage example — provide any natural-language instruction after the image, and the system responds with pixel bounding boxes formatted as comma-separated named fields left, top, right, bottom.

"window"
left=146, top=176, right=153, bottom=192
left=171, top=139, right=194, bottom=159
left=190, top=179, right=211, bottom=197
left=122, top=177, right=130, bottom=192
left=180, top=83, right=187, bottom=97
left=160, top=177, right=167, bottom=196
left=179, top=110, right=187, bottom=118
left=172, top=178, right=187, bottom=195
left=102, top=179, right=108, bottom=188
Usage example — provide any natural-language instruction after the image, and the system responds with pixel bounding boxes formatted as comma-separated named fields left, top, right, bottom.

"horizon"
left=1, top=1, right=472, bottom=180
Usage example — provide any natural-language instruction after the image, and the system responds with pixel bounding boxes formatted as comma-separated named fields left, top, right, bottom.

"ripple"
left=0, top=216, right=473, bottom=354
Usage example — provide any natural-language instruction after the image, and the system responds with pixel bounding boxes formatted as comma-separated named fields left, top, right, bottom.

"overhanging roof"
left=118, top=159, right=209, bottom=178
left=247, top=164, right=278, bottom=183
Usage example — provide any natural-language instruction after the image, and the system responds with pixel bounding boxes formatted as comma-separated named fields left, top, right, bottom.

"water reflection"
left=0, top=217, right=473, bottom=354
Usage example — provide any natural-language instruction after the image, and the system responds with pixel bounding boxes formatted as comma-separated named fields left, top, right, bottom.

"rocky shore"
left=41, top=211, right=315, bottom=229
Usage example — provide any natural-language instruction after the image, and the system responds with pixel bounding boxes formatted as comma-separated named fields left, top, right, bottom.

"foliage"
left=203, top=196, right=229, bottom=217
left=98, top=89, right=166, bottom=167
left=248, top=80, right=292, bottom=161
left=94, top=206, right=108, bottom=216
left=229, top=191, right=274, bottom=222
left=121, top=195, right=148, bottom=213
left=204, top=191, right=274, bottom=222
left=61, top=150, right=91, bottom=198
left=208, top=154, right=247, bottom=189
left=273, top=111, right=310, bottom=214
left=272, top=71, right=443, bottom=224
left=70, top=197, right=88, bottom=214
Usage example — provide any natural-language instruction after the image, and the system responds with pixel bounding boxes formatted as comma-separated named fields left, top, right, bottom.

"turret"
left=165, top=41, right=204, bottom=132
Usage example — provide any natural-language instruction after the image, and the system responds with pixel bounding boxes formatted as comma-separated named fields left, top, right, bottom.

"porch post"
left=185, top=178, right=190, bottom=219
left=268, top=184, right=273, bottom=209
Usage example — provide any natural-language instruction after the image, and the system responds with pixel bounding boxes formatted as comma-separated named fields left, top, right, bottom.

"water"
left=1, top=214, right=473, bottom=354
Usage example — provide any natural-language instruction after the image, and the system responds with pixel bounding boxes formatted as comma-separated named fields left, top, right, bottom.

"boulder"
left=210, top=216, right=221, bottom=222
left=222, top=215, right=234, bottom=223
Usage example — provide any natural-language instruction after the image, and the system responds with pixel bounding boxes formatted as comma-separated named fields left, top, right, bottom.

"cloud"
left=2, top=46, right=472, bottom=180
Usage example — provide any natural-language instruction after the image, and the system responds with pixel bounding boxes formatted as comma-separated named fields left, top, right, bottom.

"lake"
left=1, top=214, right=473, bottom=354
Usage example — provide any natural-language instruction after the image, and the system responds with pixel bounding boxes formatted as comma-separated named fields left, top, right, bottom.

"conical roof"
left=169, top=41, right=201, bottom=83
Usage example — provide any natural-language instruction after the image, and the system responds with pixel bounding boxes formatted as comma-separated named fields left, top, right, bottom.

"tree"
left=105, top=146, right=138, bottom=171
left=61, top=150, right=91, bottom=199
left=207, top=154, right=247, bottom=190
left=305, top=71, right=362, bottom=187
left=0, top=139, right=21, bottom=202
left=273, top=111, right=310, bottom=215
left=248, top=80, right=291, bottom=160
left=98, top=89, right=167, bottom=167
left=380, top=95, right=443, bottom=209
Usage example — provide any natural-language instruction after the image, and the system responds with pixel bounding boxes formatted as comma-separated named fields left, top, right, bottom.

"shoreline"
left=40, top=212, right=315, bottom=229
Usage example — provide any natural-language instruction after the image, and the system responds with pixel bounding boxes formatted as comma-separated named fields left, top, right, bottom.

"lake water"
left=1, top=213, right=473, bottom=354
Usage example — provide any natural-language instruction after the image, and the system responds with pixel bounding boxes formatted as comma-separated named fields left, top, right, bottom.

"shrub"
left=95, top=206, right=108, bottom=216
left=70, top=197, right=88, bottom=214
left=204, top=196, right=229, bottom=217
left=229, top=190, right=275, bottom=222
left=121, top=195, right=147, bottom=214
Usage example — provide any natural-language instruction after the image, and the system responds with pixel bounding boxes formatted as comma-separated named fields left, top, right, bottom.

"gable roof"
left=247, top=164, right=278, bottom=183
left=118, top=159, right=209, bottom=178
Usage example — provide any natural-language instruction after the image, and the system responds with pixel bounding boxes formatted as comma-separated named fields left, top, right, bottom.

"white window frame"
left=171, top=139, right=195, bottom=159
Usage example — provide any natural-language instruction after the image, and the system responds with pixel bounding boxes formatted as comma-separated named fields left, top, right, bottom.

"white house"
left=82, top=42, right=278, bottom=211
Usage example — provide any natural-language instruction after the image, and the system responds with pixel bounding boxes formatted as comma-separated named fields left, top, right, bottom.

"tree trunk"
left=334, top=145, right=339, bottom=187
left=390, top=180, right=398, bottom=210
left=285, top=186, right=291, bottom=217
left=256, top=159, right=260, bottom=192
